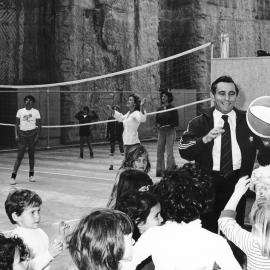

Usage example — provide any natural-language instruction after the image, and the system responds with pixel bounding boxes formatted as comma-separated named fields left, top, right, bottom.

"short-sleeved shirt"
left=16, top=108, right=41, bottom=131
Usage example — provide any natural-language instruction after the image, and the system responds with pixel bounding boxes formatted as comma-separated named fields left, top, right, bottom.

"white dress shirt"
left=212, top=109, right=241, bottom=171
left=113, top=110, right=146, bottom=145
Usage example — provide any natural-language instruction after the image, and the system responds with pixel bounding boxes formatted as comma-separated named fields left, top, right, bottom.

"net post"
left=211, top=42, right=214, bottom=59
left=46, top=88, right=50, bottom=149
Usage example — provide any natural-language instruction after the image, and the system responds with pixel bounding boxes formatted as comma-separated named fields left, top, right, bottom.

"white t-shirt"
left=16, top=108, right=41, bottom=131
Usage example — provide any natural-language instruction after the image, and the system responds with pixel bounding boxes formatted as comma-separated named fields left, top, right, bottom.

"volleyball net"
left=0, top=43, right=212, bottom=150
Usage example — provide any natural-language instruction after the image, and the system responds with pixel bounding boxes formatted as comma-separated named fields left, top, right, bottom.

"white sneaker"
left=9, top=178, right=16, bottom=185
left=29, top=176, right=36, bottom=182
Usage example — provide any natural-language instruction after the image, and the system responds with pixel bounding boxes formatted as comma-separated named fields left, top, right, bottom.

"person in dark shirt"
left=155, top=90, right=179, bottom=177
left=75, top=106, right=98, bottom=159
left=107, top=105, right=124, bottom=170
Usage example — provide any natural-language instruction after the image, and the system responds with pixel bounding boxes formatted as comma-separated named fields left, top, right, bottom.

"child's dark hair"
left=83, top=106, right=90, bottom=113
left=121, top=144, right=151, bottom=173
left=23, top=95, right=36, bottom=103
left=117, top=190, right=159, bottom=240
left=154, top=163, right=214, bottom=223
left=5, top=189, right=42, bottom=224
left=68, top=208, right=133, bottom=270
left=128, top=94, right=141, bottom=111
left=160, top=90, right=173, bottom=103
left=115, top=169, right=153, bottom=209
left=0, top=233, right=29, bottom=270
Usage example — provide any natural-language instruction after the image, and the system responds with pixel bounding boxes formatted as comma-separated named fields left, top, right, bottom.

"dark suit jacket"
left=179, top=107, right=270, bottom=177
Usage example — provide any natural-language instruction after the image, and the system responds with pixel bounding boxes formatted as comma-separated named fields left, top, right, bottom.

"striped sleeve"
left=178, top=119, right=207, bottom=161
left=218, top=217, right=253, bottom=254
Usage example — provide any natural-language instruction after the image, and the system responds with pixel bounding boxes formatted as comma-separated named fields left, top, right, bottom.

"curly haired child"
left=0, top=233, right=29, bottom=270
left=123, top=163, right=241, bottom=270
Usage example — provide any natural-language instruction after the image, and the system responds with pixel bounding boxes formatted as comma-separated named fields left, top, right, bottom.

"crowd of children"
left=4, top=93, right=270, bottom=270
left=3, top=161, right=270, bottom=270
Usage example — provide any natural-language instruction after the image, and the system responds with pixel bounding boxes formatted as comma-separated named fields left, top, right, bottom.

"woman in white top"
left=107, top=94, right=147, bottom=153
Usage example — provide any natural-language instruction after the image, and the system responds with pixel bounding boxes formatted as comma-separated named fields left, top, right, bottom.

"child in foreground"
left=5, top=189, right=68, bottom=270
left=122, top=163, right=241, bottom=270
left=218, top=175, right=270, bottom=270
left=68, top=208, right=134, bottom=270
left=0, top=233, right=29, bottom=270
left=250, top=164, right=270, bottom=201
left=118, top=190, right=163, bottom=270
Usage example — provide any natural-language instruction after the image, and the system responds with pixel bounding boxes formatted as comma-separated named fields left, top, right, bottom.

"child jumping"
left=5, top=189, right=68, bottom=270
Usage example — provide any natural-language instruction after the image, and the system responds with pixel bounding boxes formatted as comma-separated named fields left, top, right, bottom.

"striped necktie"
left=220, top=115, right=233, bottom=178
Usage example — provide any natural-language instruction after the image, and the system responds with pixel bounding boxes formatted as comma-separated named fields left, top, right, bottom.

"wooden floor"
left=0, top=141, right=186, bottom=269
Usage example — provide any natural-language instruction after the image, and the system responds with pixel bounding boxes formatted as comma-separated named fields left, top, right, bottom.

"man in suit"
left=179, top=75, right=270, bottom=233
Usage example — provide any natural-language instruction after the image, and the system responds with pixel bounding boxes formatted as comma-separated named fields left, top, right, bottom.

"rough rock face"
left=54, top=0, right=160, bottom=143
left=0, top=0, right=159, bottom=145
left=1, top=0, right=270, bottom=147
left=200, top=0, right=270, bottom=58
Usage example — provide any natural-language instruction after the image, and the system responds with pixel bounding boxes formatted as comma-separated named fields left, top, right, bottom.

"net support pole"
left=211, top=43, right=214, bottom=59
left=46, top=88, right=50, bottom=149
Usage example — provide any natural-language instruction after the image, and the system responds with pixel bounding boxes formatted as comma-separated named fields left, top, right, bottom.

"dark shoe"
left=80, top=153, right=83, bottom=159
left=109, top=165, right=113, bottom=170
left=90, top=152, right=94, bottom=158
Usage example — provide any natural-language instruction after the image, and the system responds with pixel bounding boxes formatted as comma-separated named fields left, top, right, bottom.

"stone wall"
left=1, top=0, right=270, bottom=147
left=54, top=0, right=160, bottom=143
left=158, top=0, right=211, bottom=112
left=201, top=0, right=270, bottom=58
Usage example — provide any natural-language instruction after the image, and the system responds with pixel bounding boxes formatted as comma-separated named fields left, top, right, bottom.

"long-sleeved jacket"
left=156, top=104, right=178, bottom=128
left=75, top=111, right=98, bottom=136
left=179, top=107, right=270, bottom=177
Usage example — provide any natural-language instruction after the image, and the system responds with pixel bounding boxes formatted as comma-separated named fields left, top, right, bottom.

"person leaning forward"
left=178, top=75, right=270, bottom=234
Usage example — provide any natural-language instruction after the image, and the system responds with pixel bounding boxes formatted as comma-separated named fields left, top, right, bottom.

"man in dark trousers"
left=156, top=90, right=178, bottom=177
left=178, top=75, right=270, bottom=264
left=106, top=105, right=124, bottom=170
left=75, top=106, right=98, bottom=159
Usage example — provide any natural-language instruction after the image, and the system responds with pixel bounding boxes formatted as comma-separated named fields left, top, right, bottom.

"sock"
left=11, top=173, right=16, bottom=179
left=29, top=172, right=34, bottom=177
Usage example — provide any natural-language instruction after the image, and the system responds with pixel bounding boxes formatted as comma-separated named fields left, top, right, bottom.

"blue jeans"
left=156, top=127, right=176, bottom=175
left=13, top=133, right=36, bottom=174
